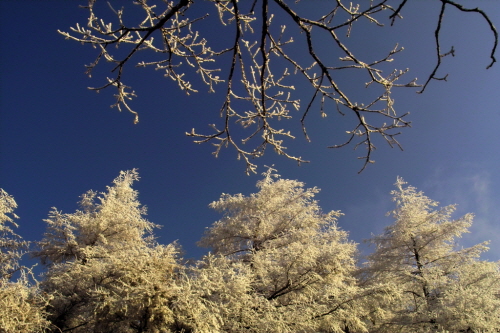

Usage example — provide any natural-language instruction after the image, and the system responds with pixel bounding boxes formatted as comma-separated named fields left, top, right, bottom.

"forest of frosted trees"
left=1, top=170, right=499, bottom=332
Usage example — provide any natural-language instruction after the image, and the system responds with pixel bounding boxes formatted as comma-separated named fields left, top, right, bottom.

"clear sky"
left=1, top=0, right=499, bottom=266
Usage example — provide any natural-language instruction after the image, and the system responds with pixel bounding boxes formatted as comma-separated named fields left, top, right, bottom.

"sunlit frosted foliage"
left=40, top=244, right=178, bottom=332
left=2, top=173, right=498, bottom=332
left=0, top=189, right=50, bottom=333
left=440, top=260, right=500, bottom=332
left=365, top=177, right=500, bottom=332
left=35, top=169, right=158, bottom=265
left=0, top=271, right=50, bottom=333
left=196, top=168, right=369, bottom=332
left=0, top=189, right=26, bottom=279
left=171, top=255, right=256, bottom=332
left=35, top=171, right=179, bottom=332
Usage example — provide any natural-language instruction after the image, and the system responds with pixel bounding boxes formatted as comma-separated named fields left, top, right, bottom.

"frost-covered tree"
left=190, top=168, right=369, bottom=332
left=35, top=169, right=158, bottom=265
left=0, top=189, right=26, bottom=280
left=0, top=271, right=50, bottom=333
left=0, top=189, right=50, bottom=333
left=364, top=177, right=500, bottom=333
left=34, top=170, right=179, bottom=333
left=170, top=254, right=259, bottom=332
left=60, top=0, right=497, bottom=173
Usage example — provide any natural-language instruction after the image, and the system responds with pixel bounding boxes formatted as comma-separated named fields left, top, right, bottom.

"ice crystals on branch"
left=61, top=0, right=497, bottom=173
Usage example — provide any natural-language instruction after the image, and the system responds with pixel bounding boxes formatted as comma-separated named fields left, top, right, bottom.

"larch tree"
left=59, top=0, right=498, bottom=173
left=34, top=170, right=179, bottom=333
left=190, top=168, right=370, bottom=332
left=0, top=189, right=50, bottom=333
left=364, top=177, right=500, bottom=333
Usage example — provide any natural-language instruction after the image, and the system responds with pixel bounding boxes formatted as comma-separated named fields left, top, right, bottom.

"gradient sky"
left=1, top=1, right=499, bottom=268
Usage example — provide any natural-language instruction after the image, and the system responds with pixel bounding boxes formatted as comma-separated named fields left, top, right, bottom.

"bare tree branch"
left=419, top=0, right=498, bottom=93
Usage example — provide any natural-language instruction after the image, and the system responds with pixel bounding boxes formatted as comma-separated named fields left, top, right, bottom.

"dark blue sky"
left=1, top=1, right=499, bottom=265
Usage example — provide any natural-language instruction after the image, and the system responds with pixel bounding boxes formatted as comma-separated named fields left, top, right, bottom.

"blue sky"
left=1, top=1, right=499, bottom=265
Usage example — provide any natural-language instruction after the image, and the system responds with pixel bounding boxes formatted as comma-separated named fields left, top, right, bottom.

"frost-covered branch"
left=60, top=0, right=497, bottom=173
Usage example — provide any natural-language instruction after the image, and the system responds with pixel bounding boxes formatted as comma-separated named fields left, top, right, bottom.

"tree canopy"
left=0, top=190, right=50, bottom=333
left=1, top=171, right=498, bottom=332
left=364, top=177, right=500, bottom=332
left=59, top=0, right=498, bottom=173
